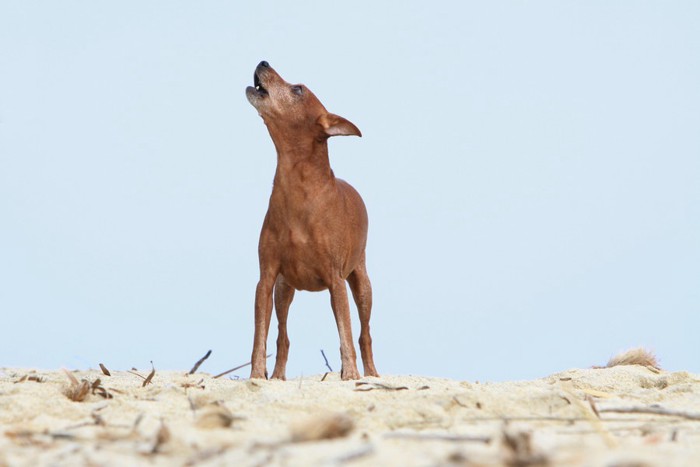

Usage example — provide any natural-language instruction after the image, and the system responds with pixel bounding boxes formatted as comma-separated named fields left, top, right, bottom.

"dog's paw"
left=249, top=368, right=268, bottom=380
left=341, top=367, right=361, bottom=381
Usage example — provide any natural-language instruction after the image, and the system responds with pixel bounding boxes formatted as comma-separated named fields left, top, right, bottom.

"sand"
left=1, top=365, right=699, bottom=466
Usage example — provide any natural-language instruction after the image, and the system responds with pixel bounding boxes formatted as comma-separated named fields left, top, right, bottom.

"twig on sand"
left=128, top=362, right=156, bottom=387
left=213, top=354, right=272, bottom=379
left=334, top=444, right=375, bottom=464
left=189, top=350, right=212, bottom=375
left=355, top=381, right=408, bottom=392
left=384, top=432, right=491, bottom=443
left=62, top=406, right=108, bottom=431
left=587, top=395, right=600, bottom=419
left=184, top=446, right=232, bottom=466
left=14, top=374, right=44, bottom=383
left=598, top=406, right=700, bottom=421
left=151, top=419, right=170, bottom=454
left=99, top=363, right=111, bottom=376
left=321, top=349, right=333, bottom=372
left=90, top=379, right=113, bottom=399
left=128, top=370, right=146, bottom=380
left=143, top=362, right=156, bottom=387
left=561, top=386, right=617, bottom=448
left=132, top=413, right=144, bottom=432
left=501, top=428, right=549, bottom=466
left=452, top=396, right=469, bottom=408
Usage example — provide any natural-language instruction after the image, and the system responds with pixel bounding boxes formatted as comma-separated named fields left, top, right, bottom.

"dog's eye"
left=291, top=85, right=303, bottom=96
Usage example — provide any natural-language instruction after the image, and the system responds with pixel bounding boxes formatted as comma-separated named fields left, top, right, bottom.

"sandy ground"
left=1, top=364, right=699, bottom=466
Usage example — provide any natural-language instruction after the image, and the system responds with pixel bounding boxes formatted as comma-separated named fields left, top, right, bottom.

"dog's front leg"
left=250, top=273, right=276, bottom=379
left=329, top=278, right=361, bottom=380
left=271, top=276, right=295, bottom=380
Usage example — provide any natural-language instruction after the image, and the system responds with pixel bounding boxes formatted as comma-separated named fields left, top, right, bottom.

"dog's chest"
left=276, top=217, right=329, bottom=256
left=281, top=222, right=312, bottom=249
left=267, top=213, right=336, bottom=289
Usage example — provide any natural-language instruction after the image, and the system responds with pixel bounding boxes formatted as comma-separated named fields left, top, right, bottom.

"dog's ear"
left=318, top=113, right=362, bottom=137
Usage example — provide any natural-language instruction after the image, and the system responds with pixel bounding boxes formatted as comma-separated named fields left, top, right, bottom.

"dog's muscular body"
left=245, top=61, right=378, bottom=381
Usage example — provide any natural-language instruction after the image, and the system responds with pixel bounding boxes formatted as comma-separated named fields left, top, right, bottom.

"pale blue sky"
left=1, top=2, right=698, bottom=381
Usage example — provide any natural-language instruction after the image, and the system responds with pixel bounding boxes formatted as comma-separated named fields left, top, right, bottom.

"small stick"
left=587, top=395, right=600, bottom=419
left=598, top=406, right=700, bottom=421
left=384, top=432, right=491, bottom=443
left=128, top=370, right=146, bottom=381
left=355, top=381, right=408, bottom=392
left=62, top=368, right=79, bottom=386
left=320, top=349, right=333, bottom=372
left=213, top=354, right=272, bottom=379
left=151, top=419, right=170, bottom=454
left=99, top=363, right=111, bottom=376
left=334, top=445, right=374, bottom=464
left=142, top=361, right=156, bottom=387
left=189, top=350, right=212, bottom=375
left=563, top=387, right=617, bottom=448
left=132, top=413, right=144, bottom=432
left=452, top=396, right=469, bottom=408
left=61, top=421, right=96, bottom=431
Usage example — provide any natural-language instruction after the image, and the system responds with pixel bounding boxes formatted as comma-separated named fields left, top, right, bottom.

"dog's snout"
left=259, top=60, right=270, bottom=68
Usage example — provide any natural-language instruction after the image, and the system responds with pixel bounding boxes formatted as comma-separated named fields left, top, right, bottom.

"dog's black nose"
left=259, top=60, right=270, bottom=68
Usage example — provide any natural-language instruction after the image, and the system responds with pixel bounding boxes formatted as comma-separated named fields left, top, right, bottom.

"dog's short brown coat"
left=245, top=61, right=378, bottom=380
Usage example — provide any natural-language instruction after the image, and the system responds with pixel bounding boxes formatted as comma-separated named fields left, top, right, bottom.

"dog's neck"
left=271, top=137, right=335, bottom=190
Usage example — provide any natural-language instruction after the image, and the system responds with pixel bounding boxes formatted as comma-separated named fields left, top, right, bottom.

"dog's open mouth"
left=254, top=72, right=268, bottom=96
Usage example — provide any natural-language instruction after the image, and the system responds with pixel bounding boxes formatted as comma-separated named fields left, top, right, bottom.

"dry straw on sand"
left=1, top=350, right=699, bottom=466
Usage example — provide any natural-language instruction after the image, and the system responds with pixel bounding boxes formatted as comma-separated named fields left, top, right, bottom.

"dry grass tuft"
left=62, top=370, right=91, bottom=402
left=62, top=370, right=113, bottom=401
left=606, top=348, right=660, bottom=370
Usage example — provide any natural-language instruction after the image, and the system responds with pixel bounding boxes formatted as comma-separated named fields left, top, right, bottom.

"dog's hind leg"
left=348, top=259, right=378, bottom=377
left=271, top=276, right=295, bottom=380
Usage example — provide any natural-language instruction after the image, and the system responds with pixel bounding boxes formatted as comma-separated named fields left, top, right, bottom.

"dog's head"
left=246, top=61, right=361, bottom=140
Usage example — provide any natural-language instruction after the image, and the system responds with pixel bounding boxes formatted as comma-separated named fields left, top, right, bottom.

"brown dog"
left=245, top=61, right=378, bottom=381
